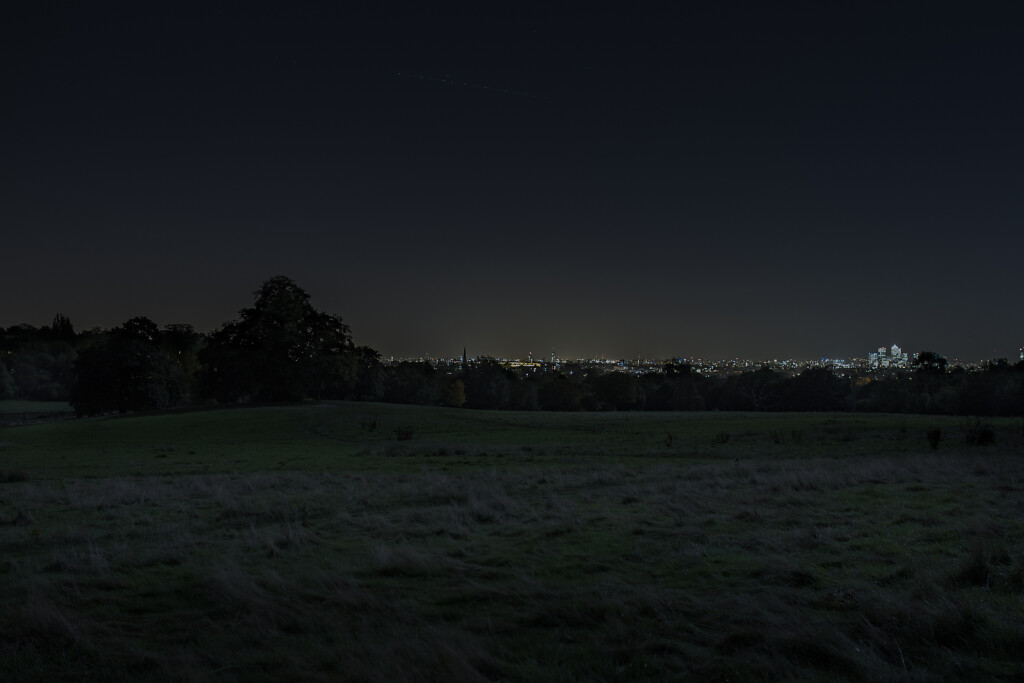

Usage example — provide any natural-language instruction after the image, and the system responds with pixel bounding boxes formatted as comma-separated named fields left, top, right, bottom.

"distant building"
left=867, top=344, right=909, bottom=369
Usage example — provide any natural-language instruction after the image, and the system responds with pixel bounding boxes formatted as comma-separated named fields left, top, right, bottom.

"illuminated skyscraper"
left=868, top=344, right=909, bottom=369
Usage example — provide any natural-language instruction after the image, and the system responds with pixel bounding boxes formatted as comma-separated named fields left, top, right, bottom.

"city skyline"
left=4, top=6, right=1022, bottom=362
left=4, top=293, right=1017, bottom=366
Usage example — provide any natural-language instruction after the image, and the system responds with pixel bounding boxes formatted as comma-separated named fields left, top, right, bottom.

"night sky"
left=4, top=4, right=1022, bottom=361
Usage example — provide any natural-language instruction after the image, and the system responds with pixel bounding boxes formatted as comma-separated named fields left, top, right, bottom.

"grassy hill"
left=2, top=404, right=1023, bottom=680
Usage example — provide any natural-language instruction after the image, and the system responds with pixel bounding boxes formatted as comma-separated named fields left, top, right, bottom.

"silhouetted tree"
left=0, top=322, right=77, bottom=401
left=463, top=358, right=513, bottom=410
left=51, top=314, right=75, bottom=340
left=671, top=377, right=706, bottom=410
left=199, top=276, right=355, bottom=402
left=354, top=345, right=384, bottom=400
left=510, top=378, right=538, bottom=410
left=0, top=363, right=15, bottom=400
left=70, top=318, right=188, bottom=415
left=639, top=374, right=670, bottom=410
left=382, top=361, right=438, bottom=405
left=592, top=371, right=645, bottom=411
left=912, top=351, right=947, bottom=374
left=719, top=368, right=784, bottom=411
left=537, top=373, right=583, bottom=411
left=444, top=377, right=467, bottom=407
left=161, top=324, right=203, bottom=404
left=662, top=362, right=695, bottom=377
left=786, top=367, right=850, bottom=411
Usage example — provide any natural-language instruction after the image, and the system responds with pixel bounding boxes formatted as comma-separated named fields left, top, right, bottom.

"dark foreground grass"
left=1, top=404, right=1023, bottom=681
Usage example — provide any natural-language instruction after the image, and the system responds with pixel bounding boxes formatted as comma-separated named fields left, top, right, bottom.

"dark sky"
left=4, top=4, right=1022, bottom=361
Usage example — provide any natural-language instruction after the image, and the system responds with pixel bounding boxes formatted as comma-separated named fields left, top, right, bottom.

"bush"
left=926, top=428, right=942, bottom=451
left=962, top=418, right=995, bottom=446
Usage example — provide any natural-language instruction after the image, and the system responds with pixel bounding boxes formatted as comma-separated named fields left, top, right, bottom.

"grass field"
left=2, top=403, right=1023, bottom=681
left=0, top=401, right=74, bottom=414
left=0, top=401, right=75, bottom=427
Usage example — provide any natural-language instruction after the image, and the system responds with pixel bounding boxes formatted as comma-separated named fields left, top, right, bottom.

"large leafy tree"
left=70, top=316, right=188, bottom=415
left=200, top=276, right=355, bottom=402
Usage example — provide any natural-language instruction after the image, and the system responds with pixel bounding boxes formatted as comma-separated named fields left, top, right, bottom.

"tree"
left=786, top=367, right=850, bottom=411
left=354, top=345, right=384, bottom=400
left=912, top=351, right=947, bottom=374
left=51, top=314, right=75, bottom=340
left=592, top=371, right=645, bottom=411
left=719, top=368, right=784, bottom=411
left=445, top=378, right=467, bottom=407
left=382, top=361, right=438, bottom=405
left=161, top=324, right=204, bottom=404
left=671, top=377, right=705, bottom=411
left=199, top=276, right=356, bottom=402
left=462, top=358, right=513, bottom=410
left=0, top=363, right=15, bottom=400
left=70, top=318, right=188, bottom=415
left=537, top=373, right=583, bottom=411
left=0, top=323, right=77, bottom=401
left=118, top=316, right=161, bottom=344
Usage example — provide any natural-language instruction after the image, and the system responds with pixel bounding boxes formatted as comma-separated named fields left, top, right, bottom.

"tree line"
left=2, top=277, right=1022, bottom=417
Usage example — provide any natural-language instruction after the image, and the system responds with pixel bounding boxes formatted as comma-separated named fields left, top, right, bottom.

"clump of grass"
left=837, top=429, right=856, bottom=442
left=394, top=426, right=414, bottom=441
left=17, top=593, right=89, bottom=646
left=0, top=468, right=28, bottom=483
left=1, top=508, right=33, bottom=526
left=768, top=430, right=785, bottom=445
left=962, top=418, right=995, bottom=445
left=951, top=542, right=993, bottom=588
left=947, top=540, right=1015, bottom=590
left=926, top=427, right=942, bottom=451
left=372, top=544, right=443, bottom=576
left=790, top=430, right=803, bottom=443
left=243, top=519, right=312, bottom=558
left=359, top=417, right=377, bottom=432
left=1007, top=554, right=1024, bottom=590
left=713, top=431, right=730, bottom=444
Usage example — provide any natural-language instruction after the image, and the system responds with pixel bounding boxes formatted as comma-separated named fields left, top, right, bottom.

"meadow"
left=1, top=403, right=1023, bottom=681
left=0, top=401, right=75, bottom=426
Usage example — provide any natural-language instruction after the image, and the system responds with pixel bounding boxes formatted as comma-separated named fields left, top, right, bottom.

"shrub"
left=926, top=428, right=942, bottom=451
left=962, top=418, right=995, bottom=446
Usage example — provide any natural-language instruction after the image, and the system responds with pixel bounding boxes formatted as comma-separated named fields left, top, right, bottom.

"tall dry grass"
left=2, top=442, right=1024, bottom=680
